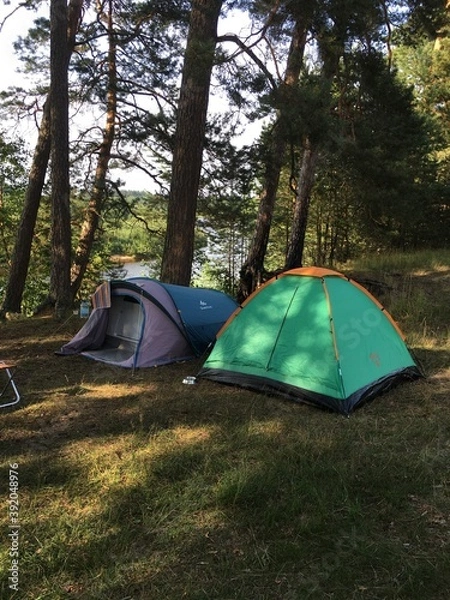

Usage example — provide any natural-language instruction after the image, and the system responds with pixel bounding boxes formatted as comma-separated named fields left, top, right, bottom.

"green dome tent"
left=199, top=267, right=422, bottom=415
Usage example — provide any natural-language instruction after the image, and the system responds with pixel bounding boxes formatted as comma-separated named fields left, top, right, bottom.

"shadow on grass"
left=1, top=315, right=450, bottom=599
left=13, top=414, right=449, bottom=600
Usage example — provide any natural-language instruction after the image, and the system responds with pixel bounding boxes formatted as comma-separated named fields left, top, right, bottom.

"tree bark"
left=283, top=16, right=345, bottom=271
left=1, top=102, right=51, bottom=315
left=160, top=0, right=223, bottom=285
left=284, top=136, right=319, bottom=269
left=49, top=0, right=72, bottom=318
left=237, top=16, right=308, bottom=302
left=70, top=0, right=116, bottom=299
left=1, top=0, right=84, bottom=316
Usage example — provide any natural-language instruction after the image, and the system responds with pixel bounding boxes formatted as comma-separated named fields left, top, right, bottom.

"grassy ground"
left=1, top=250, right=449, bottom=600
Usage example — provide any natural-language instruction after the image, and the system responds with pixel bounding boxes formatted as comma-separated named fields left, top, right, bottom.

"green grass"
left=343, top=248, right=450, bottom=355
left=1, top=250, right=450, bottom=599
left=343, top=247, right=450, bottom=274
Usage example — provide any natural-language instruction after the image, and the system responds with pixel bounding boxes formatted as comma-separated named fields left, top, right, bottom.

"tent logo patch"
left=369, top=352, right=381, bottom=367
left=199, top=300, right=212, bottom=310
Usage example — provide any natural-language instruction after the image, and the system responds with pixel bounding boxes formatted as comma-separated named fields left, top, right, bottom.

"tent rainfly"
left=199, top=267, right=423, bottom=415
left=58, top=278, right=238, bottom=368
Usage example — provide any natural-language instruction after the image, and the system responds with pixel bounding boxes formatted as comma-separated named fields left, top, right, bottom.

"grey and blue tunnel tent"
left=58, top=278, right=238, bottom=368
left=199, top=267, right=423, bottom=415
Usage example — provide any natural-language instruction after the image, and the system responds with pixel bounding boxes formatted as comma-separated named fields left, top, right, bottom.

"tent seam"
left=321, top=277, right=347, bottom=400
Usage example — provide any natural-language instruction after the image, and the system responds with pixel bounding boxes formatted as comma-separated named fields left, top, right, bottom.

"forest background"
left=0, top=0, right=449, bottom=317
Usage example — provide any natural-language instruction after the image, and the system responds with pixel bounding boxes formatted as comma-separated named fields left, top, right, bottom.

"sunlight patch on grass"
left=344, top=248, right=450, bottom=274
left=407, top=327, right=450, bottom=350
left=428, top=367, right=450, bottom=390
left=65, top=381, right=153, bottom=399
left=246, top=418, right=284, bottom=437
left=64, top=435, right=150, bottom=492
left=169, top=424, right=214, bottom=444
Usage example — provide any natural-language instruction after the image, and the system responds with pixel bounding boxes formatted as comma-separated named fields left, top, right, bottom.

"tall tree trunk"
left=237, top=133, right=286, bottom=301
left=70, top=0, right=116, bottom=299
left=0, top=0, right=84, bottom=316
left=49, top=0, right=72, bottom=318
left=283, top=16, right=346, bottom=270
left=237, top=17, right=307, bottom=302
left=284, top=136, right=319, bottom=269
left=1, top=103, right=51, bottom=315
left=160, top=0, right=223, bottom=285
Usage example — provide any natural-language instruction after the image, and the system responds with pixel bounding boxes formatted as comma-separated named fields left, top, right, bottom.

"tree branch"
left=217, top=33, right=277, bottom=90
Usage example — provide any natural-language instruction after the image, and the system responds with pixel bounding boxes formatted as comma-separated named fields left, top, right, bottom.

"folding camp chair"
left=0, top=361, right=20, bottom=408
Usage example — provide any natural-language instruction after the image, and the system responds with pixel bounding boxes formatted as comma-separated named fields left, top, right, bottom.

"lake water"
left=122, top=262, right=152, bottom=278
left=103, top=261, right=153, bottom=281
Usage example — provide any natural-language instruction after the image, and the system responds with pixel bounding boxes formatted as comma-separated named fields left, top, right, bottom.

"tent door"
left=91, top=294, right=143, bottom=364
